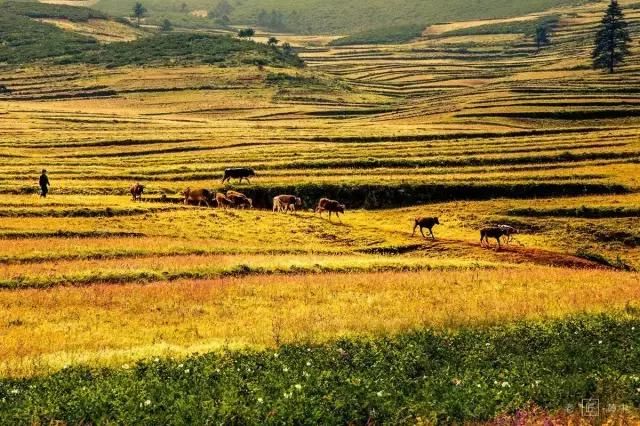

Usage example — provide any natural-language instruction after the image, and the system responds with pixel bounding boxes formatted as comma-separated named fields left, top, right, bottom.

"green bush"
left=1, top=315, right=640, bottom=423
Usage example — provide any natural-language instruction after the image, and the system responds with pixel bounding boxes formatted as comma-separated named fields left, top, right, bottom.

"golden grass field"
left=0, top=0, right=639, bottom=381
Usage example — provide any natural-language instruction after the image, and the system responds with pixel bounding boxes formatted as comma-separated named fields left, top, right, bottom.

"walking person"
left=39, top=169, right=50, bottom=198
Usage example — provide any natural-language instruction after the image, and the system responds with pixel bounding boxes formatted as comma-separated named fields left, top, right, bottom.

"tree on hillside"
left=534, top=25, right=550, bottom=51
left=593, top=0, right=631, bottom=73
left=133, top=2, right=146, bottom=26
left=180, top=2, right=188, bottom=13
left=267, top=36, right=279, bottom=46
left=281, top=42, right=294, bottom=56
left=161, top=18, right=172, bottom=31
left=238, top=28, right=255, bottom=38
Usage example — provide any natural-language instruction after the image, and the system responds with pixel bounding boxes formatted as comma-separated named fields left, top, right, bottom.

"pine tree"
left=593, top=0, right=631, bottom=73
left=133, top=2, right=146, bottom=26
left=534, top=25, right=549, bottom=51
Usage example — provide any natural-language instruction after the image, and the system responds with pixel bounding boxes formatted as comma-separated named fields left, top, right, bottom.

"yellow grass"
left=0, top=267, right=638, bottom=377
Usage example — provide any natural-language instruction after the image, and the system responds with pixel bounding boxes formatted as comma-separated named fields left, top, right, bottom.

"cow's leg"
left=412, top=223, right=417, bottom=236
left=246, top=178, right=250, bottom=184
left=495, top=237, right=501, bottom=251
left=429, top=228, right=435, bottom=240
left=420, top=227, right=426, bottom=239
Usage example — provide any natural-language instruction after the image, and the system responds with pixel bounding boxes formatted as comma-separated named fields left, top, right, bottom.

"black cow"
left=222, top=168, right=256, bottom=184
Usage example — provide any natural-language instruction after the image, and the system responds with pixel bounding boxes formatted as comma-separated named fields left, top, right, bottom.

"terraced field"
left=0, top=0, right=639, bottom=423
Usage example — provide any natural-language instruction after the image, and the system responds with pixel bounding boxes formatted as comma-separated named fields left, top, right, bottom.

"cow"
left=226, top=190, right=253, bottom=209
left=215, top=192, right=233, bottom=209
left=497, top=225, right=519, bottom=244
left=316, top=198, right=345, bottom=221
left=222, top=168, right=256, bottom=184
left=480, top=227, right=508, bottom=250
left=130, top=183, right=144, bottom=201
left=183, top=187, right=214, bottom=207
left=273, top=195, right=303, bottom=213
left=412, top=216, right=440, bottom=240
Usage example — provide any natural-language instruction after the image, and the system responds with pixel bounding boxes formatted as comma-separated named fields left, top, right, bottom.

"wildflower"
left=283, top=392, right=292, bottom=399
left=303, top=371, right=310, bottom=377
left=178, top=363, right=184, bottom=368
left=376, top=391, right=384, bottom=397
left=154, top=358, right=160, bottom=363
left=294, top=384, right=302, bottom=390
left=184, top=369, right=190, bottom=374
left=501, top=381, right=510, bottom=388
left=122, top=364, right=130, bottom=370
left=274, top=353, right=279, bottom=358
left=452, top=378, right=462, bottom=386
left=485, top=343, right=490, bottom=347
left=257, top=397, right=263, bottom=404
left=10, top=389, right=19, bottom=395
left=306, top=361, right=311, bottom=366
left=598, top=340, right=603, bottom=344
left=144, top=399, right=152, bottom=406
left=283, top=367, right=289, bottom=372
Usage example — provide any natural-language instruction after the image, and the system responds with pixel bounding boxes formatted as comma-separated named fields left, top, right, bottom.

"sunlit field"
left=0, top=0, right=639, bottom=422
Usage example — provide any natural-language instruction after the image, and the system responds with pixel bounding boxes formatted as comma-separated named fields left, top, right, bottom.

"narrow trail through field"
left=413, top=238, right=609, bottom=269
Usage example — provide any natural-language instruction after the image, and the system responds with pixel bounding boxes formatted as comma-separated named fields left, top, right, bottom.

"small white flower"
left=294, top=384, right=302, bottom=390
left=184, top=369, right=190, bottom=374
left=477, top=384, right=481, bottom=388
left=178, top=364, right=184, bottom=368
left=274, top=353, right=279, bottom=358
left=306, top=361, right=311, bottom=366
left=485, top=343, right=490, bottom=347
left=10, top=389, right=19, bottom=395
left=283, top=367, right=289, bottom=372
left=283, top=392, right=292, bottom=399
left=501, top=381, right=510, bottom=388
left=144, top=399, right=152, bottom=406
left=257, top=398, right=263, bottom=404
left=122, top=364, right=130, bottom=370
left=598, top=340, right=603, bottom=344
left=154, top=358, right=160, bottom=363
left=376, top=391, right=383, bottom=397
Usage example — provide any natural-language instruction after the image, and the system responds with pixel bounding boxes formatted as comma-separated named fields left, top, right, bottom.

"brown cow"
left=130, top=183, right=144, bottom=201
left=412, top=217, right=440, bottom=239
left=183, top=187, right=214, bottom=207
left=316, top=198, right=345, bottom=221
left=215, top=192, right=232, bottom=209
left=480, top=227, right=508, bottom=250
left=273, top=195, right=303, bottom=213
left=226, top=190, right=253, bottom=209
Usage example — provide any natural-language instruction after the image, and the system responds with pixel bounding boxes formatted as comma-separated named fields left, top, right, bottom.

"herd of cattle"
left=129, top=167, right=520, bottom=249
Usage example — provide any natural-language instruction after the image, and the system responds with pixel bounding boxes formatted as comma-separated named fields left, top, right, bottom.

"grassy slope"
left=0, top=1, right=302, bottom=67
left=93, top=0, right=596, bottom=33
left=2, top=315, right=640, bottom=423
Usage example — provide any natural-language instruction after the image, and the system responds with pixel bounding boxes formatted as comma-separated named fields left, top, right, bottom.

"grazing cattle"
left=183, top=187, right=214, bottom=207
left=497, top=225, right=519, bottom=244
left=480, top=227, right=508, bottom=250
left=215, top=192, right=232, bottom=209
left=316, top=198, right=345, bottom=220
left=222, top=168, right=256, bottom=184
left=226, top=190, right=253, bottom=209
left=412, top=216, right=440, bottom=239
left=130, top=183, right=144, bottom=201
left=273, top=195, right=303, bottom=213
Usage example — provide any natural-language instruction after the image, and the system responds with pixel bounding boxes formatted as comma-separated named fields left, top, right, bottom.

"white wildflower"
left=283, top=392, right=292, bottom=399
left=144, top=399, right=152, bottom=406
left=122, top=364, right=130, bottom=370
left=376, top=391, right=384, bottom=397
left=184, top=369, right=190, bottom=374
left=257, top=398, right=263, bottom=404
left=306, top=361, right=311, bottom=366
left=501, top=381, right=510, bottom=388
left=294, top=384, right=302, bottom=390
left=10, top=389, right=19, bottom=395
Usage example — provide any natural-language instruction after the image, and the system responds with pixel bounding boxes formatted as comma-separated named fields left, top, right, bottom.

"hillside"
left=92, top=0, right=599, bottom=34
left=0, top=2, right=302, bottom=66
